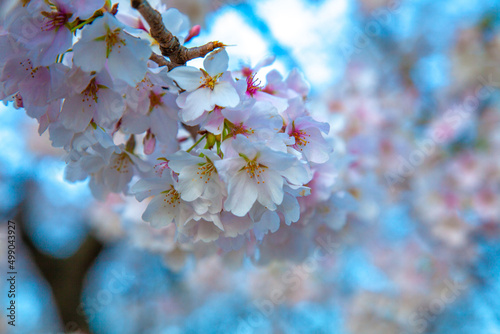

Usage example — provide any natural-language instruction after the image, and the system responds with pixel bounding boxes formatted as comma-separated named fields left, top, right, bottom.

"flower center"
left=105, top=27, right=126, bottom=57
left=19, top=59, right=39, bottom=79
left=40, top=9, right=71, bottom=32
left=195, top=161, right=216, bottom=184
left=81, top=78, right=99, bottom=107
left=241, top=158, right=267, bottom=184
left=149, top=91, right=164, bottom=111
left=111, top=153, right=131, bottom=173
left=154, top=158, right=169, bottom=176
left=163, top=185, right=181, bottom=207
left=246, top=74, right=261, bottom=97
left=291, top=126, right=310, bottom=151
left=201, top=69, right=222, bottom=90
left=230, top=123, right=255, bottom=138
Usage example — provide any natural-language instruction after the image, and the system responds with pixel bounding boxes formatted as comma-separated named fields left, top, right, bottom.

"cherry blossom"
left=132, top=172, right=193, bottom=228
left=167, top=149, right=226, bottom=215
left=72, top=13, right=151, bottom=86
left=120, top=69, right=179, bottom=148
left=59, top=69, right=124, bottom=132
left=215, top=135, right=310, bottom=217
left=286, top=116, right=332, bottom=163
left=168, top=48, right=240, bottom=123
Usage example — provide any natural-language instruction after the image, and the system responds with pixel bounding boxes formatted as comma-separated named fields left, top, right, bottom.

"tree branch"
left=16, top=182, right=103, bottom=333
left=132, top=0, right=224, bottom=66
left=149, top=52, right=176, bottom=70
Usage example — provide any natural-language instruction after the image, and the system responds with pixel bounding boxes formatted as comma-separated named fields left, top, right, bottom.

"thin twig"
left=149, top=52, right=176, bottom=70
left=186, top=133, right=207, bottom=153
left=131, top=0, right=224, bottom=66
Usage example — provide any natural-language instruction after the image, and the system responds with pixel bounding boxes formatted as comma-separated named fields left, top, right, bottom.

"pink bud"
left=185, top=25, right=201, bottom=43
left=112, top=118, right=122, bottom=136
left=14, top=93, right=23, bottom=109
left=143, top=130, right=156, bottom=155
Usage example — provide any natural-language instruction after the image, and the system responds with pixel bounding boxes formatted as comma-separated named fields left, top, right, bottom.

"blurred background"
left=1, top=0, right=500, bottom=333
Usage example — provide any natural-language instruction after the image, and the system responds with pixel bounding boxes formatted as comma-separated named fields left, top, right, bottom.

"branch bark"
left=132, top=0, right=224, bottom=67
left=16, top=181, right=103, bottom=333
left=149, top=52, right=176, bottom=70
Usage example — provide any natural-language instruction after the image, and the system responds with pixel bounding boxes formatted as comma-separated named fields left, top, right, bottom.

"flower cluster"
left=0, top=0, right=333, bottom=246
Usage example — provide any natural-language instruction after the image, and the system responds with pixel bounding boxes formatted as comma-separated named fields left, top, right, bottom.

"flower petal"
left=142, top=195, right=176, bottom=228
left=256, top=169, right=284, bottom=209
left=180, top=87, right=212, bottom=122
left=60, top=94, right=94, bottom=132
left=107, top=34, right=150, bottom=86
left=224, top=171, right=258, bottom=217
left=211, top=81, right=240, bottom=108
left=73, top=40, right=107, bottom=73
left=167, top=66, right=203, bottom=92
left=204, top=48, right=229, bottom=77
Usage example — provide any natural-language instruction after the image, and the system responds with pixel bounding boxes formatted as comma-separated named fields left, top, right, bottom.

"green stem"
left=70, top=13, right=102, bottom=33
left=186, top=134, right=207, bottom=153
left=216, top=139, right=222, bottom=157
left=222, top=120, right=230, bottom=142
left=125, top=135, right=136, bottom=153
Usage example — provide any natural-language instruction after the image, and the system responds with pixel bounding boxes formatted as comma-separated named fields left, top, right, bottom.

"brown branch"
left=132, top=0, right=224, bottom=66
left=16, top=181, right=103, bottom=333
left=178, top=41, right=226, bottom=63
left=149, top=52, right=176, bottom=70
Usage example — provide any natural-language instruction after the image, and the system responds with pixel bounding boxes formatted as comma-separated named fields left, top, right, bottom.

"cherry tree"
left=2, top=1, right=500, bottom=333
